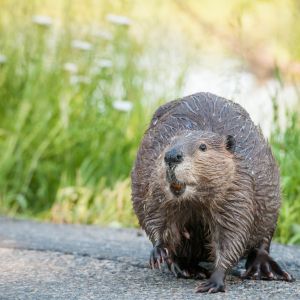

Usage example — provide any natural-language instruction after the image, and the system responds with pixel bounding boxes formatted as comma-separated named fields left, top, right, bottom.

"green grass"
left=0, top=1, right=184, bottom=224
left=271, top=109, right=300, bottom=244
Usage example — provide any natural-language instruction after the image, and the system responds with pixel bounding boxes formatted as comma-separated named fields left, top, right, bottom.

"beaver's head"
left=159, top=131, right=236, bottom=200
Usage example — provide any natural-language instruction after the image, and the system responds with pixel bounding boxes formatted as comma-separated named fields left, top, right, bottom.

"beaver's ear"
left=225, top=135, right=235, bottom=153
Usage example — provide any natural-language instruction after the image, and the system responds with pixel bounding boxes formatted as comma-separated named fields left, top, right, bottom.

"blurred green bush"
left=271, top=107, right=300, bottom=244
left=0, top=1, right=184, bottom=224
left=0, top=0, right=300, bottom=244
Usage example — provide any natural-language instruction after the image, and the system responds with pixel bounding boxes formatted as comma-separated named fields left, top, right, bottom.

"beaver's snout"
left=165, top=148, right=186, bottom=196
left=164, top=148, right=183, bottom=166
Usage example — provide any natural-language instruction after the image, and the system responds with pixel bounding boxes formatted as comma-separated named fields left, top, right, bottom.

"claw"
left=196, top=269, right=225, bottom=294
left=157, top=259, right=161, bottom=270
left=282, top=271, right=295, bottom=282
left=253, top=269, right=261, bottom=280
left=242, top=249, right=294, bottom=282
left=149, top=254, right=155, bottom=269
left=241, top=265, right=255, bottom=279
left=168, top=261, right=209, bottom=279
left=149, top=245, right=168, bottom=270
left=196, top=281, right=225, bottom=293
left=169, top=261, right=185, bottom=278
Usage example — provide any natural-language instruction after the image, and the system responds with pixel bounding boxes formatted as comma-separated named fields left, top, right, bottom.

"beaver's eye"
left=199, top=144, right=207, bottom=151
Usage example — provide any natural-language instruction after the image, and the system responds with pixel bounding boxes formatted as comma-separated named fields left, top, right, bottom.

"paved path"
left=0, top=217, right=299, bottom=299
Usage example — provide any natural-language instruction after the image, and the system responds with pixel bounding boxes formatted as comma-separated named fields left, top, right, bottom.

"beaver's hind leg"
left=167, top=257, right=210, bottom=279
left=149, top=244, right=210, bottom=279
left=242, top=244, right=294, bottom=281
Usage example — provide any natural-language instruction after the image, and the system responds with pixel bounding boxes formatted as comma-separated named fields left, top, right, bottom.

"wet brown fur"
left=131, top=92, right=280, bottom=274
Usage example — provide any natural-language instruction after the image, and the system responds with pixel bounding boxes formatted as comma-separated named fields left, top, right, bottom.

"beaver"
left=131, top=92, right=293, bottom=293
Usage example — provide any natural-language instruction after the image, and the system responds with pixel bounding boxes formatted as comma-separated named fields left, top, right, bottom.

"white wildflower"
left=93, top=30, right=113, bottom=41
left=90, top=59, right=113, bottom=75
left=63, top=62, right=78, bottom=74
left=113, top=100, right=133, bottom=112
left=0, top=54, right=7, bottom=65
left=70, top=75, right=91, bottom=85
left=71, top=40, right=92, bottom=51
left=106, top=14, right=132, bottom=26
left=96, top=59, right=113, bottom=69
left=32, top=15, right=53, bottom=27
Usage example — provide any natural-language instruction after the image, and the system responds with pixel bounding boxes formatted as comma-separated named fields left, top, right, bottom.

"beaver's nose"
left=164, top=148, right=183, bottom=165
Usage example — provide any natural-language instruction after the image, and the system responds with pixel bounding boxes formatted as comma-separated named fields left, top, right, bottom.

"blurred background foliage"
left=0, top=0, right=299, bottom=242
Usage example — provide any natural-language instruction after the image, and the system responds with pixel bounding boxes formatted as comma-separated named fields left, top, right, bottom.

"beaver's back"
left=132, top=92, right=280, bottom=241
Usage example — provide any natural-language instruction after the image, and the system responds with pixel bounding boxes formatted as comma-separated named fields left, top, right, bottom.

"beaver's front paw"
left=149, top=244, right=168, bottom=269
left=195, top=270, right=225, bottom=293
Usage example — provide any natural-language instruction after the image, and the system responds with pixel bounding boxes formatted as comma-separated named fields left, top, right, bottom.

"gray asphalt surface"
left=0, top=217, right=299, bottom=299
